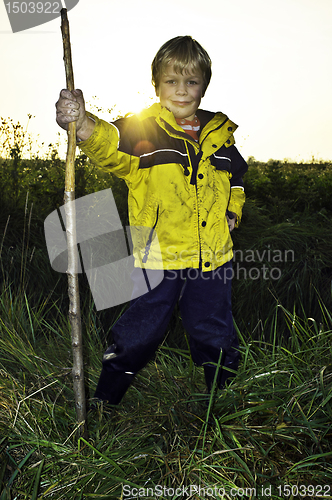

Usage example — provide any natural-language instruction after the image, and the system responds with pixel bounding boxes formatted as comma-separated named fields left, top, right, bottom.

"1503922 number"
left=5, top=2, right=61, bottom=14
left=277, top=484, right=331, bottom=497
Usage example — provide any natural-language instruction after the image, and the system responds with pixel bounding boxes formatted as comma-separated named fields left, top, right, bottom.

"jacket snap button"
left=198, top=173, right=204, bottom=179
left=226, top=139, right=231, bottom=144
left=228, top=126, right=232, bottom=131
left=202, top=221, right=206, bottom=227
left=204, top=262, right=211, bottom=268
left=212, top=144, right=217, bottom=148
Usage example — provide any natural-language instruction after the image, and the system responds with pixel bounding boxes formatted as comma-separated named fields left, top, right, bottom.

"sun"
left=87, top=92, right=158, bottom=123
left=118, top=92, right=158, bottom=116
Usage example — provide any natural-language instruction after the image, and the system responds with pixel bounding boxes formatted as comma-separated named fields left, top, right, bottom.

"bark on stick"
left=61, top=8, right=86, bottom=431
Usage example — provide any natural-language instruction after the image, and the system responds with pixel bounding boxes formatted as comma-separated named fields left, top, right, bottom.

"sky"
left=1, top=0, right=332, bottom=162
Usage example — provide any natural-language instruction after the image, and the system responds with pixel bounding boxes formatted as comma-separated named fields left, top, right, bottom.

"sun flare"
left=119, top=92, right=158, bottom=116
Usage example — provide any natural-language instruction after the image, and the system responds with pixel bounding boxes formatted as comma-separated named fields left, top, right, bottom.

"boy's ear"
left=155, top=86, right=160, bottom=97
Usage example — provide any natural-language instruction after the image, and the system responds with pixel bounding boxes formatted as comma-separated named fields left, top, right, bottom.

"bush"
left=244, top=158, right=332, bottom=221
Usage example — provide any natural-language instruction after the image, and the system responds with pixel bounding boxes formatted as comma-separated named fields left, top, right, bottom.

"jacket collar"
left=138, top=103, right=237, bottom=149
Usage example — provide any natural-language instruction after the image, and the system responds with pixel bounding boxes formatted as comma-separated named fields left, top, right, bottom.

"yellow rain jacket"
left=79, top=103, right=248, bottom=271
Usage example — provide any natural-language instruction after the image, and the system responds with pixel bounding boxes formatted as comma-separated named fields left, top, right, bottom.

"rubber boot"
left=204, top=361, right=238, bottom=394
left=94, top=369, right=135, bottom=405
left=204, top=365, right=222, bottom=393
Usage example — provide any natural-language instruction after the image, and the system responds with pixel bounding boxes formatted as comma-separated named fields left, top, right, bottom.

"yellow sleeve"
left=228, top=187, right=246, bottom=227
left=78, top=112, right=139, bottom=181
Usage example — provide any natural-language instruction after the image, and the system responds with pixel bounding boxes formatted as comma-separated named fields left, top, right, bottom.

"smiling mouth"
left=172, top=101, right=191, bottom=106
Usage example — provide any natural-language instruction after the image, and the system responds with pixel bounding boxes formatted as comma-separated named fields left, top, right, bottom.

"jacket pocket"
left=139, top=196, right=159, bottom=227
left=142, top=205, right=159, bottom=263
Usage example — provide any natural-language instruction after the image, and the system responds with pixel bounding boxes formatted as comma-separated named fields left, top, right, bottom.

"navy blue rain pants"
left=94, top=261, right=240, bottom=404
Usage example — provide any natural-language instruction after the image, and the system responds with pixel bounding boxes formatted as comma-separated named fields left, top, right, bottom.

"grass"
left=0, top=286, right=332, bottom=499
left=231, top=200, right=332, bottom=337
left=1, top=159, right=332, bottom=498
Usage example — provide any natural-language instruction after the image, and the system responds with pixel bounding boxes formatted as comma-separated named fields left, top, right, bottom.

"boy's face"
left=156, top=63, right=204, bottom=121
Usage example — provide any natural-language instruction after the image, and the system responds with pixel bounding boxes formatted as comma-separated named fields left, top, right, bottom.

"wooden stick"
left=61, top=8, right=76, bottom=191
left=60, top=8, right=86, bottom=432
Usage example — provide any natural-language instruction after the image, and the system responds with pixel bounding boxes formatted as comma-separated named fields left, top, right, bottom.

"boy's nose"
left=176, top=83, right=187, bottom=95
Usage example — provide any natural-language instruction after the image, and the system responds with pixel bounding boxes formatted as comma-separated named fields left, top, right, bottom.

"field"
left=0, top=128, right=332, bottom=499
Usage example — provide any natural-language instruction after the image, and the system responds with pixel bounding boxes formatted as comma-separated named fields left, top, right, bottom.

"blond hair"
left=151, top=36, right=212, bottom=97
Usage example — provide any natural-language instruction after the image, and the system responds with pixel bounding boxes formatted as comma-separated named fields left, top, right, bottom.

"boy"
left=56, top=36, right=248, bottom=405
